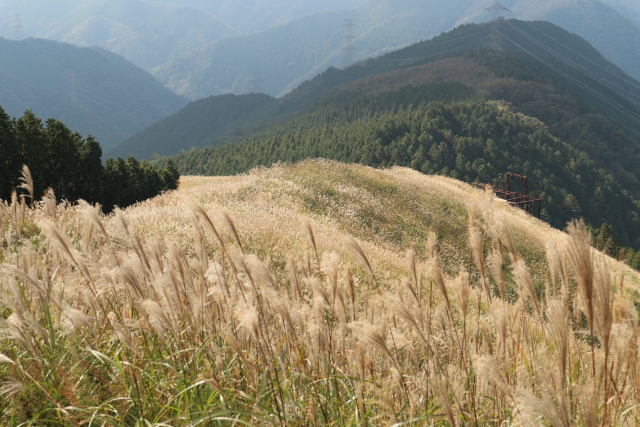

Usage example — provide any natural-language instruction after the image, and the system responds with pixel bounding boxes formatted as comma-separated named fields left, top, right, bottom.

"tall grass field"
left=1, top=160, right=640, bottom=426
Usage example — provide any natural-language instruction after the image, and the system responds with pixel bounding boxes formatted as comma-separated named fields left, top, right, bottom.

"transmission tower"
left=70, top=72, right=78, bottom=105
left=484, top=0, right=510, bottom=51
left=343, top=19, right=356, bottom=68
left=249, top=72, right=263, bottom=93
left=11, top=14, right=24, bottom=40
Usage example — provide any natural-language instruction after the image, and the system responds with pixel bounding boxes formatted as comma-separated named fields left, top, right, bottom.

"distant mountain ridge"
left=164, top=0, right=368, bottom=33
left=0, top=0, right=240, bottom=70
left=150, top=0, right=640, bottom=100
left=3, top=0, right=640, bottom=104
left=0, top=37, right=188, bottom=149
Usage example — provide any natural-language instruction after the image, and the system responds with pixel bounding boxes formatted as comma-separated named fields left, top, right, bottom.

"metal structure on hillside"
left=474, top=173, right=543, bottom=218
left=11, top=14, right=24, bottom=40
left=343, top=19, right=357, bottom=68
left=484, top=0, right=510, bottom=51
left=249, top=72, right=263, bottom=94
left=70, top=72, right=78, bottom=105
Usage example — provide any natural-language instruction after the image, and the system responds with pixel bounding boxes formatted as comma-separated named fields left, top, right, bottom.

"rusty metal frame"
left=473, top=173, right=542, bottom=219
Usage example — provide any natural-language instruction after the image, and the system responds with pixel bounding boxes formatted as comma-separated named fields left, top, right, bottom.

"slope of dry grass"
left=1, top=160, right=640, bottom=425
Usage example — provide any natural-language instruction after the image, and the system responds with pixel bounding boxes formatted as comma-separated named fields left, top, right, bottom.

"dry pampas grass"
left=1, top=160, right=640, bottom=426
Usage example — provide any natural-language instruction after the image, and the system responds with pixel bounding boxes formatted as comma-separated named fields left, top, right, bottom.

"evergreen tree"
left=0, top=107, right=18, bottom=200
left=77, top=136, right=104, bottom=204
left=163, top=159, right=180, bottom=190
left=14, top=110, right=47, bottom=199
left=1, top=108, right=180, bottom=213
left=43, top=119, right=79, bottom=201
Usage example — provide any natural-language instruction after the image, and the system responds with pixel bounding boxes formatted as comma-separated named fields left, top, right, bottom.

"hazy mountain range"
left=155, top=0, right=640, bottom=99
left=2, top=0, right=640, bottom=101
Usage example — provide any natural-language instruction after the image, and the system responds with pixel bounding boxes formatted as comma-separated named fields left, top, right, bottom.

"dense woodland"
left=163, top=82, right=640, bottom=251
left=0, top=107, right=180, bottom=213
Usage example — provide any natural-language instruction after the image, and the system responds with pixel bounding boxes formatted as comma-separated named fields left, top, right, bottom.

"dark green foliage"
left=0, top=106, right=20, bottom=201
left=627, top=249, right=640, bottom=271
left=0, top=109, right=179, bottom=212
left=166, top=91, right=640, bottom=248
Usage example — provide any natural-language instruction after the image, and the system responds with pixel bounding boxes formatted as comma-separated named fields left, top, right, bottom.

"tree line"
left=0, top=107, right=179, bottom=212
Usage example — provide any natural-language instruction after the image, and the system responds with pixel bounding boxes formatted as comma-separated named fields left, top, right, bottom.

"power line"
left=499, top=31, right=640, bottom=133
left=484, top=1, right=509, bottom=51
left=373, top=35, right=488, bottom=63
left=343, top=19, right=356, bottom=68
left=504, top=21, right=640, bottom=105
left=519, top=20, right=640, bottom=93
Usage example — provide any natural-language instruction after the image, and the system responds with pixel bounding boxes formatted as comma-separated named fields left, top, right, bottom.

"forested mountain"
left=116, top=20, right=640, bottom=160
left=3, top=0, right=639, bottom=100
left=0, top=107, right=179, bottom=212
left=0, top=0, right=240, bottom=70
left=0, top=37, right=188, bottom=149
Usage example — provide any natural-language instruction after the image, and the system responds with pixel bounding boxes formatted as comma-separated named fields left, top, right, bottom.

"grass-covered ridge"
left=1, top=161, right=640, bottom=425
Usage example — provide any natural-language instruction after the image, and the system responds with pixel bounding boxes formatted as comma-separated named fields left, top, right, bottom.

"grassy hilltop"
left=1, top=161, right=640, bottom=425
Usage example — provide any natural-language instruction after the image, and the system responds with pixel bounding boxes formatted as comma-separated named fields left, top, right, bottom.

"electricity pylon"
left=343, top=19, right=356, bottom=68
left=11, top=14, right=24, bottom=40
left=484, top=1, right=509, bottom=51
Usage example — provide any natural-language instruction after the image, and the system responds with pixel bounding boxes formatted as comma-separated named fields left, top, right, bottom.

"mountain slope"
left=164, top=91, right=640, bottom=247
left=332, top=55, right=640, bottom=198
left=4, top=160, right=640, bottom=424
left=151, top=0, right=484, bottom=99
left=0, top=37, right=188, bottom=149
left=118, top=20, right=640, bottom=160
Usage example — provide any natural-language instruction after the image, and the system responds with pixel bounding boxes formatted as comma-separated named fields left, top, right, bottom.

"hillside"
left=119, top=20, right=640, bottom=161
left=331, top=56, right=640, bottom=198
left=2, top=161, right=640, bottom=424
left=0, top=0, right=240, bottom=70
left=150, top=0, right=488, bottom=99
left=151, top=0, right=640, bottom=99
left=3, top=0, right=640, bottom=99
left=0, top=37, right=188, bottom=149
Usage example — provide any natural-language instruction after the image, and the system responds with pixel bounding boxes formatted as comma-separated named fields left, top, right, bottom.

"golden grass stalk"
left=18, top=165, right=33, bottom=207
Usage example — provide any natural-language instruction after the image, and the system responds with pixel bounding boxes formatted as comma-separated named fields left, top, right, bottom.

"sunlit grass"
left=1, top=160, right=640, bottom=426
